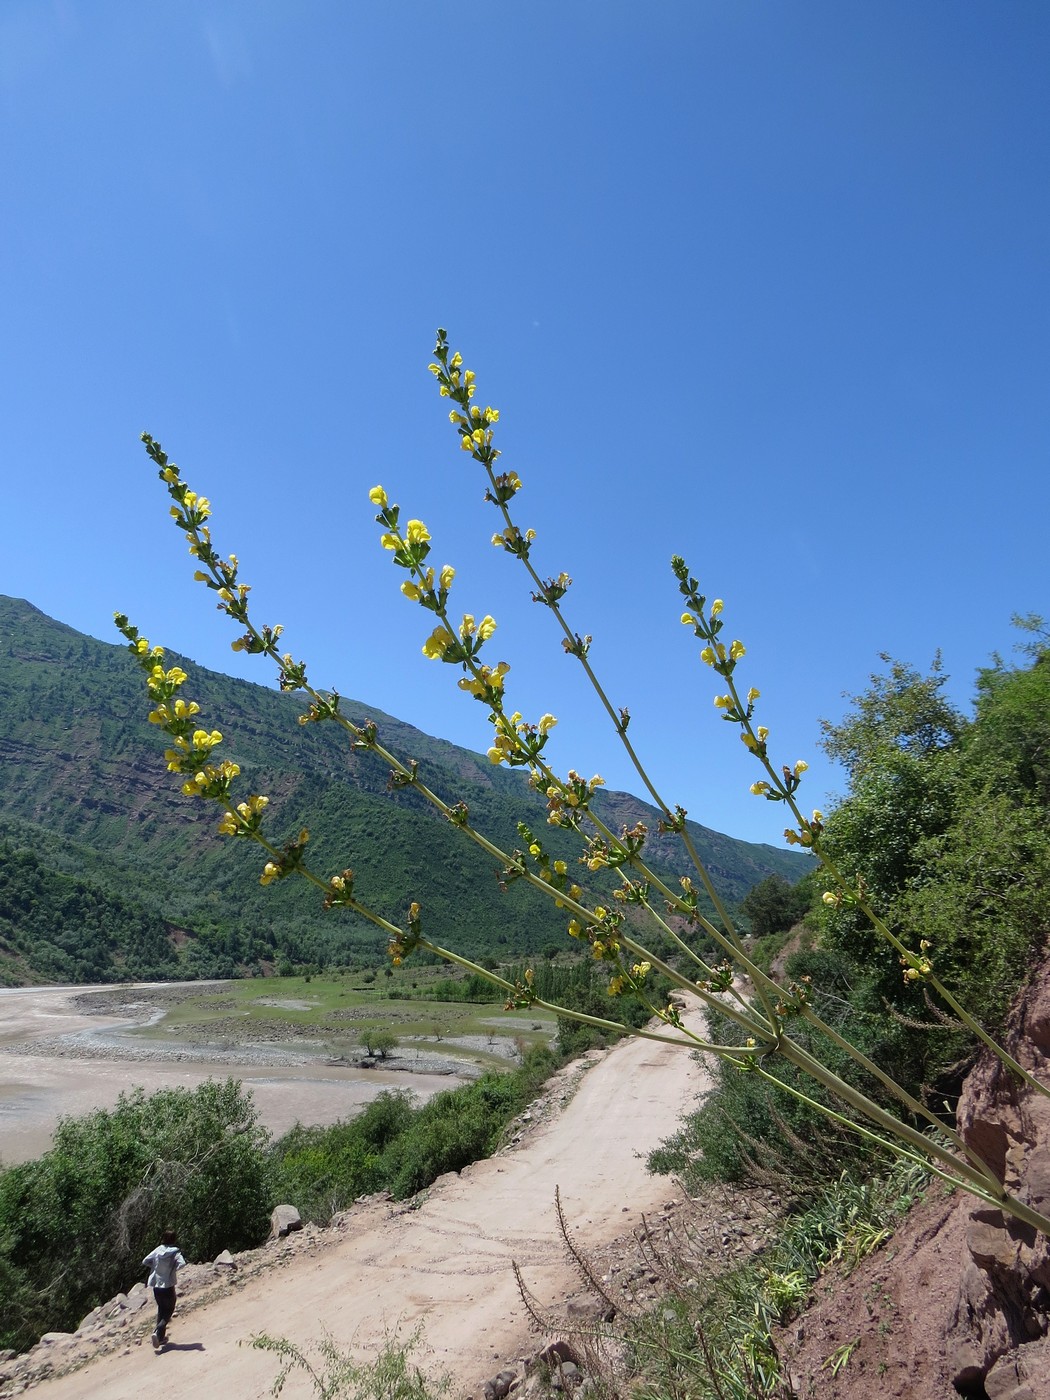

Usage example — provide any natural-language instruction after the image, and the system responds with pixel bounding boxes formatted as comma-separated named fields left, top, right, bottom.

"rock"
left=269, top=1204, right=303, bottom=1239
left=548, top=1361, right=580, bottom=1390
left=76, top=1306, right=102, bottom=1332
left=481, top=1367, right=517, bottom=1399
left=535, top=1341, right=579, bottom=1368
left=213, top=1250, right=237, bottom=1268
left=565, top=1294, right=614, bottom=1323
left=984, top=1337, right=1050, bottom=1400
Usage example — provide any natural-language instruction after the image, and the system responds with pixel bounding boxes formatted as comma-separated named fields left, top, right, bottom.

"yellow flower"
left=439, top=564, right=455, bottom=589
left=486, top=746, right=505, bottom=765
left=450, top=352, right=463, bottom=369
left=538, top=713, right=557, bottom=735
left=568, top=919, right=582, bottom=938
left=400, top=581, right=422, bottom=601
left=380, top=532, right=399, bottom=551
left=477, top=615, right=497, bottom=641
left=553, top=860, right=567, bottom=876
left=405, top=519, right=430, bottom=545
left=681, top=612, right=695, bottom=626
left=794, top=760, right=808, bottom=777
left=747, top=687, right=760, bottom=702
left=368, top=485, right=387, bottom=507
left=484, top=407, right=499, bottom=424
left=711, top=599, right=724, bottom=617
left=700, top=647, right=715, bottom=665
left=529, top=843, right=541, bottom=857
left=422, top=626, right=454, bottom=659
left=217, top=813, right=239, bottom=836
left=730, top=640, right=746, bottom=660
left=757, top=726, right=769, bottom=742
left=750, top=781, right=770, bottom=795
left=713, top=694, right=732, bottom=709
left=260, top=862, right=281, bottom=886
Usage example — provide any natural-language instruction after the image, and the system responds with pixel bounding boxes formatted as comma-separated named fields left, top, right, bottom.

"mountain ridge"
left=0, top=595, right=807, bottom=984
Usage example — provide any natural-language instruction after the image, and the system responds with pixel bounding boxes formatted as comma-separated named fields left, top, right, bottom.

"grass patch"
left=627, top=1159, right=929, bottom=1400
left=123, top=975, right=558, bottom=1067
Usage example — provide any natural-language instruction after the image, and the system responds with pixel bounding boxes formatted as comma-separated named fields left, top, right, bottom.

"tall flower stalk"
left=116, top=336, right=1050, bottom=1238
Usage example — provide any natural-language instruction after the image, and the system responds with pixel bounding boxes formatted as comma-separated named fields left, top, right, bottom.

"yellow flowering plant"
left=116, top=332, right=1050, bottom=1238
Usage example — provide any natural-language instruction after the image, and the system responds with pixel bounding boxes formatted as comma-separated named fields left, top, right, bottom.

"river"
left=0, top=981, right=467, bottom=1165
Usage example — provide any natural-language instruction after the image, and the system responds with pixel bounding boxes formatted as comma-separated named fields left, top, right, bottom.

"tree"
left=740, top=873, right=811, bottom=940
left=819, top=654, right=965, bottom=782
left=361, top=1028, right=398, bottom=1058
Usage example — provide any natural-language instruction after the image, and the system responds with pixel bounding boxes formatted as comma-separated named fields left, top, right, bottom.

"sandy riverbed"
left=0, top=983, right=467, bottom=1165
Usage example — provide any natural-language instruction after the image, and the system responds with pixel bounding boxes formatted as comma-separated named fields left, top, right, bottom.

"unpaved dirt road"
left=28, top=1012, right=711, bottom=1399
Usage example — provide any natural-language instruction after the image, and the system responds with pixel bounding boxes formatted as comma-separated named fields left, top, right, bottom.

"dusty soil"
left=11, top=1008, right=713, bottom=1400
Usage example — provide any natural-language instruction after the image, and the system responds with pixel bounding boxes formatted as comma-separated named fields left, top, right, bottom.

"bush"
left=0, top=1079, right=271, bottom=1350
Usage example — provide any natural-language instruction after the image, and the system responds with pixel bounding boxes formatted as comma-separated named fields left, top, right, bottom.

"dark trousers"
left=153, top=1286, right=176, bottom=1335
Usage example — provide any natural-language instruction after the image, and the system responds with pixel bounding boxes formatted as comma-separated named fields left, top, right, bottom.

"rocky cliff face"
left=781, top=956, right=1050, bottom=1400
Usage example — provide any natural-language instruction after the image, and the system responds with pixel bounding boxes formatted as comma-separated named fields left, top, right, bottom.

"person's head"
left=162, top=1228, right=177, bottom=1247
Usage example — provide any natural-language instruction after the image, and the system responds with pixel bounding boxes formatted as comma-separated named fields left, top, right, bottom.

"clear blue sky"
left=3, top=2, right=1047, bottom=846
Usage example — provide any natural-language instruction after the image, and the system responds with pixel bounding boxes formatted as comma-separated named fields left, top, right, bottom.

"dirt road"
left=28, top=1015, right=711, bottom=1399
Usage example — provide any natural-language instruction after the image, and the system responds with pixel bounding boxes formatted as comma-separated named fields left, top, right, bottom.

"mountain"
left=0, top=596, right=807, bottom=984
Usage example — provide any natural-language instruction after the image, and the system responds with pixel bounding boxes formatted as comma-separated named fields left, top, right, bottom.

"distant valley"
left=0, top=596, right=807, bottom=985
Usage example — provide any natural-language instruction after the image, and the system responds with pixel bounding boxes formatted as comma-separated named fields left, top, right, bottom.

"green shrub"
left=0, top=1079, right=271, bottom=1350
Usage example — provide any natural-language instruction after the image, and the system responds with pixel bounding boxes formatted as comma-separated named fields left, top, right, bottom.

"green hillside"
left=0, top=596, right=807, bottom=983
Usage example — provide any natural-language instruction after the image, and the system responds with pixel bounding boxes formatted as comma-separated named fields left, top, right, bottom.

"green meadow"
left=122, top=969, right=558, bottom=1071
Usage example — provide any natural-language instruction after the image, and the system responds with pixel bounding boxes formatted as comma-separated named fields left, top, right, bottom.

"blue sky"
left=3, top=1, right=1048, bottom=847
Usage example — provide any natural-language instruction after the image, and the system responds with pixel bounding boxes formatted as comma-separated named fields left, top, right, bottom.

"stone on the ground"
left=269, top=1204, right=302, bottom=1238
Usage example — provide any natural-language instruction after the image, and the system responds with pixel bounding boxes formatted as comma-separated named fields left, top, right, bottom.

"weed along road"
left=28, top=1009, right=712, bottom=1399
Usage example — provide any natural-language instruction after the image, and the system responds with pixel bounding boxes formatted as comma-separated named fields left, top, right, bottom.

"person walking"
left=142, top=1227, right=186, bottom=1347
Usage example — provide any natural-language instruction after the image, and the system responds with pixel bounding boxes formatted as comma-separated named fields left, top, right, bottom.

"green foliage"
left=818, top=653, right=964, bottom=781
left=817, top=642, right=1050, bottom=1082
left=648, top=1008, right=868, bottom=1193
left=740, top=873, right=813, bottom=940
left=0, top=844, right=179, bottom=985
left=361, top=1028, right=399, bottom=1058
left=251, top=1328, right=450, bottom=1400
left=629, top=1158, right=928, bottom=1400
left=269, top=1045, right=559, bottom=1224
left=0, top=1079, right=271, bottom=1351
left=656, top=639, right=1050, bottom=1193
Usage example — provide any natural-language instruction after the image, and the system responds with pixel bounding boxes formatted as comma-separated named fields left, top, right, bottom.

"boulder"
left=481, top=1367, right=518, bottom=1399
left=269, top=1204, right=303, bottom=1239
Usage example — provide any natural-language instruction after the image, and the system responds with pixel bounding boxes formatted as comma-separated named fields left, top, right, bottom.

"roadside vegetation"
left=0, top=953, right=662, bottom=1354
left=636, top=627, right=1050, bottom=1394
